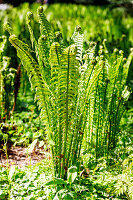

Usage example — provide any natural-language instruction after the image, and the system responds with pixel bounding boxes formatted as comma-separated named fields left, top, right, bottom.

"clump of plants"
left=6, top=6, right=133, bottom=181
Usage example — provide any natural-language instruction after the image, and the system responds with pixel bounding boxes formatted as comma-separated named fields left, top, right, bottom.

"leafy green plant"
left=1, top=3, right=133, bottom=121
left=83, top=44, right=133, bottom=161
left=0, top=159, right=54, bottom=200
left=115, top=154, right=133, bottom=199
left=7, top=6, right=104, bottom=179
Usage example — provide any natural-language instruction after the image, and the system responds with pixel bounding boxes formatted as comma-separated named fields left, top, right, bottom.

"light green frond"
left=50, top=42, right=61, bottom=67
left=122, top=50, right=133, bottom=86
left=38, top=35, right=51, bottom=82
left=4, top=22, right=13, bottom=35
left=55, top=31, right=66, bottom=51
left=50, top=42, right=61, bottom=95
left=9, top=35, right=53, bottom=127
left=37, top=6, right=54, bottom=42
left=38, top=35, right=49, bottom=66
left=26, top=12, right=38, bottom=50
left=59, top=44, right=79, bottom=123
left=0, top=36, right=7, bottom=64
left=87, top=42, right=97, bottom=60
left=86, top=59, right=104, bottom=100
left=71, top=26, right=83, bottom=65
left=26, top=11, right=51, bottom=81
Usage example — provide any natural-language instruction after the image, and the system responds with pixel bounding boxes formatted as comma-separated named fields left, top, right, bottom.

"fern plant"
left=83, top=41, right=133, bottom=161
left=7, top=6, right=104, bottom=179
left=7, top=6, right=132, bottom=178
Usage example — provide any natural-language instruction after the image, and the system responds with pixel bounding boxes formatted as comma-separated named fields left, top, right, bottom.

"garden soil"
left=0, top=145, right=47, bottom=168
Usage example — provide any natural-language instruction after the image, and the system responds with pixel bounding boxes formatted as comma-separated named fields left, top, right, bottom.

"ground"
left=0, top=145, right=46, bottom=168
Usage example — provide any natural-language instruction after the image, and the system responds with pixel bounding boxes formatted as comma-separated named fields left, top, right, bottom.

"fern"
left=37, top=6, right=54, bottom=43
left=71, top=25, right=84, bottom=65
left=8, top=6, right=132, bottom=179
left=82, top=44, right=133, bottom=161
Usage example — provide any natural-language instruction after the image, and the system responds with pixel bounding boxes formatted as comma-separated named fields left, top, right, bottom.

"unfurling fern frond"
left=59, top=45, right=79, bottom=174
left=55, top=31, right=66, bottom=51
left=26, top=12, right=37, bottom=50
left=37, top=6, right=54, bottom=43
left=71, top=25, right=84, bottom=65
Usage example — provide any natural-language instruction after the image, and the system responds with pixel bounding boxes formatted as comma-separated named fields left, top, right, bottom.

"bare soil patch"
left=0, top=145, right=46, bottom=168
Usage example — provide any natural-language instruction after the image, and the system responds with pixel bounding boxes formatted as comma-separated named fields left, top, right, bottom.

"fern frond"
left=0, top=36, right=7, bottom=57
left=38, top=35, right=49, bottom=66
left=38, top=35, right=51, bottom=83
left=26, top=12, right=38, bottom=50
left=26, top=11, right=46, bottom=76
left=50, top=42, right=61, bottom=94
left=49, top=43, right=79, bottom=176
left=9, top=34, right=58, bottom=170
left=122, top=50, right=133, bottom=86
left=4, top=22, right=13, bottom=35
left=57, top=44, right=79, bottom=176
left=9, top=35, right=52, bottom=125
left=37, top=6, right=54, bottom=43
left=71, top=26, right=84, bottom=65
left=55, top=31, right=66, bottom=51
left=26, top=12, right=47, bottom=77
left=59, top=44, right=79, bottom=125
left=74, top=54, right=104, bottom=161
